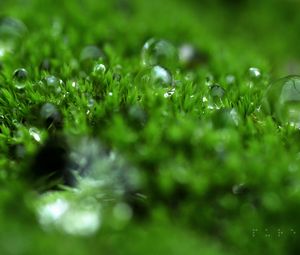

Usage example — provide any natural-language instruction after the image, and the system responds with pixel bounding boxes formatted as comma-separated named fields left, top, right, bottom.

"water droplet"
left=205, top=74, right=214, bottom=86
left=13, top=68, right=28, bottom=81
left=225, top=74, right=236, bottom=85
left=80, top=45, right=104, bottom=62
left=128, top=105, right=147, bottom=127
left=40, top=103, right=63, bottom=129
left=42, top=75, right=64, bottom=93
left=262, top=75, right=300, bottom=127
left=88, top=98, right=95, bottom=108
left=141, top=38, right=178, bottom=69
left=13, top=68, right=28, bottom=89
left=164, top=88, right=176, bottom=98
left=151, top=65, right=172, bottom=85
left=212, top=108, right=240, bottom=128
left=232, top=183, right=247, bottom=195
left=248, top=67, right=261, bottom=79
left=179, top=43, right=209, bottom=68
left=210, top=84, right=226, bottom=98
left=80, top=45, right=106, bottom=72
left=136, top=65, right=172, bottom=87
left=0, top=17, right=27, bottom=58
left=37, top=195, right=101, bottom=236
left=60, top=204, right=101, bottom=236
left=29, top=127, right=41, bottom=142
left=93, top=63, right=106, bottom=75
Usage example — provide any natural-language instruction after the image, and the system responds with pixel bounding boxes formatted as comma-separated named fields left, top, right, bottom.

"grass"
left=1, top=0, right=300, bottom=254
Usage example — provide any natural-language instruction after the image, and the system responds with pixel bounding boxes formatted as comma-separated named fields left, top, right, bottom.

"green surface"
left=1, top=0, right=300, bottom=254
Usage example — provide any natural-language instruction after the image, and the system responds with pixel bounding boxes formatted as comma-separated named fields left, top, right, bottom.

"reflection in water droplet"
left=249, top=67, right=261, bottom=79
left=13, top=68, right=28, bottom=89
left=88, top=98, right=95, bottom=108
left=40, top=103, right=63, bottom=129
left=151, top=65, right=172, bottom=85
left=141, top=38, right=178, bottom=69
left=232, top=183, right=246, bottom=195
left=136, top=65, right=172, bottom=87
left=210, top=84, right=226, bottom=98
left=164, top=88, right=175, bottom=98
left=212, top=108, right=240, bottom=128
left=42, top=75, right=64, bottom=93
left=80, top=45, right=104, bottom=62
left=179, top=43, right=209, bottom=69
left=29, top=127, right=41, bottom=142
left=93, top=63, right=106, bottom=75
left=263, top=75, right=300, bottom=127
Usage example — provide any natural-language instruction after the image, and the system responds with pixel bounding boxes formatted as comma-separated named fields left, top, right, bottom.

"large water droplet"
left=136, top=65, right=172, bottom=87
left=92, top=63, right=106, bottom=75
left=178, top=43, right=209, bottom=68
left=141, top=38, right=178, bottom=69
left=42, top=75, right=64, bottom=93
left=13, top=68, right=28, bottom=89
left=262, top=75, right=300, bottom=127
left=248, top=67, right=261, bottom=79
left=210, top=84, right=226, bottom=98
left=29, top=127, right=42, bottom=142
left=212, top=108, right=240, bottom=128
left=0, top=17, right=27, bottom=58
left=40, top=103, right=63, bottom=129
left=151, top=65, right=172, bottom=85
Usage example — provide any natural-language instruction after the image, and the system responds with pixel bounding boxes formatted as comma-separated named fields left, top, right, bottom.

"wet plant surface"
left=1, top=0, right=300, bottom=254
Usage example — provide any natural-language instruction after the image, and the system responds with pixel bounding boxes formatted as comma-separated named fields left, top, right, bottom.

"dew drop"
left=42, top=75, right=64, bottom=93
left=0, top=17, right=27, bottom=58
left=29, top=127, right=41, bottom=142
left=179, top=43, right=209, bottom=68
left=225, top=74, right=236, bottom=85
left=164, top=88, right=176, bottom=98
left=93, top=63, right=106, bottom=75
left=212, top=108, right=240, bottom=128
left=87, top=98, right=95, bottom=108
left=13, top=68, right=28, bottom=81
left=80, top=45, right=104, bottom=62
left=40, top=103, right=63, bottom=129
left=210, top=84, right=226, bottom=98
left=136, top=65, right=172, bottom=87
left=232, top=183, right=247, bottom=195
left=248, top=67, right=261, bottom=79
left=151, top=65, right=172, bottom=85
left=141, top=38, right=178, bottom=69
left=13, top=68, right=28, bottom=89
left=262, top=75, right=300, bottom=128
